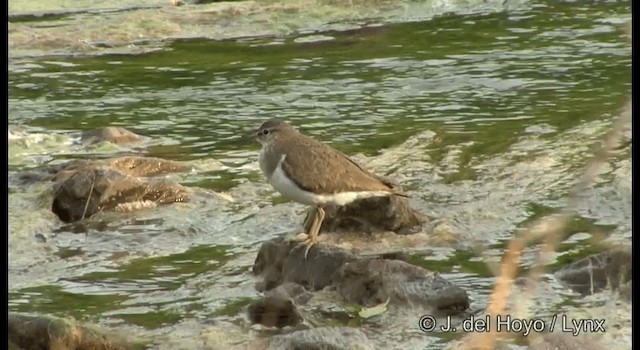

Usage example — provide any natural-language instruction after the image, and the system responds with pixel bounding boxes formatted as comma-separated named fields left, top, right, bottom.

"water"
left=8, top=0, right=631, bottom=349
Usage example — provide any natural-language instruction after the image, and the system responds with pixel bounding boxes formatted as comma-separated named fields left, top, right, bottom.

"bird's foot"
left=300, top=234, right=319, bottom=260
left=292, top=232, right=309, bottom=241
left=285, top=232, right=318, bottom=258
left=286, top=231, right=309, bottom=242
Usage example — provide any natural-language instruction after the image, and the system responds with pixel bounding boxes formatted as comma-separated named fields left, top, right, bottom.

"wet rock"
left=268, top=327, right=375, bottom=350
left=249, top=282, right=311, bottom=328
left=247, top=296, right=302, bottom=328
left=12, top=156, right=192, bottom=222
left=51, top=164, right=188, bottom=223
left=265, top=282, right=313, bottom=305
left=10, top=160, right=86, bottom=186
left=56, top=156, right=191, bottom=180
left=303, top=177, right=424, bottom=235
left=13, top=156, right=190, bottom=187
left=253, top=238, right=469, bottom=315
left=376, top=251, right=412, bottom=262
left=554, top=248, right=632, bottom=295
left=9, top=313, right=129, bottom=350
left=333, top=258, right=469, bottom=313
left=253, top=238, right=359, bottom=292
left=528, top=333, right=607, bottom=350
left=619, top=280, right=632, bottom=300
left=79, top=127, right=145, bottom=145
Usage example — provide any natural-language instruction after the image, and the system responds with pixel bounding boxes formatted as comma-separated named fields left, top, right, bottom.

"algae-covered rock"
left=9, top=313, right=130, bottom=350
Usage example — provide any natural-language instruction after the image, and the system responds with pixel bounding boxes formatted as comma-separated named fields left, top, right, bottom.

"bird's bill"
left=239, top=129, right=259, bottom=143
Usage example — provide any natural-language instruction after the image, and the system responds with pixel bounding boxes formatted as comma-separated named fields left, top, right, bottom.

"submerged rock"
left=333, top=258, right=469, bottom=313
left=268, top=327, right=375, bottom=350
left=79, top=127, right=145, bottom=145
left=253, top=238, right=359, bottom=292
left=9, top=313, right=130, bottom=350
left=265, top=282, right=313, bottom=305
left=51, top=158, right=189, bottom=222
left=554, top=248, right=632, bottom=295
left=252, top=238, right=469, bottom=314
left=248, top=282, right=313, bottom=329
left=247, top=296, right=303, bottom=328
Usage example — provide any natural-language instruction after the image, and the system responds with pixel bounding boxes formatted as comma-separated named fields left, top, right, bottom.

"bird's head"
left=252, top=119, right=293, bottom=145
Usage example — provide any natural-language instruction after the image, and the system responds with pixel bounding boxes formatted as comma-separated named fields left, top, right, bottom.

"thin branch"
left=81, top=171, right=97, bottom=220
left=462, top=102, right=630, bottom=350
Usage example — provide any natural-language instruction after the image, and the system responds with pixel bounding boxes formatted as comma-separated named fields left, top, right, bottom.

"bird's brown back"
left=271, top=129, right=398, bottom=195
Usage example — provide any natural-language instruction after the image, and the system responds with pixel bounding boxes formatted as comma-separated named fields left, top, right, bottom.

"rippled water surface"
left=8, top=0, right=631, bottom=349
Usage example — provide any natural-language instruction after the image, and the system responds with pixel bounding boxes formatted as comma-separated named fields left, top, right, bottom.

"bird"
left=252, top=119, right=409, bottom=257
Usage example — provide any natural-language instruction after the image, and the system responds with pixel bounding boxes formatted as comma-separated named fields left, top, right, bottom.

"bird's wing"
left=277, top=136, right=394, bottom=194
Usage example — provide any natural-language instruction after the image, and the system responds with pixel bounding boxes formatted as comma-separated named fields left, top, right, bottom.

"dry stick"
left=514, top=21, right=633, bottom=322
left=519, top=103, right=631, bottom=317
left=461, top=103, right=630, bottom=350
left=81, top=171, right=97, bottom=220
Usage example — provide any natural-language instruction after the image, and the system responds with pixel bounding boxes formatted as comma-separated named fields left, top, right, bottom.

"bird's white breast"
left=267, top=154, right=391, bottom=207
left=268, top=154, right=318, bottom=206
left=258, top=147, right=270, bottom=178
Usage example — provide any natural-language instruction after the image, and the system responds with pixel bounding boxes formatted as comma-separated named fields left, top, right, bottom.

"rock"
left=56, top=156, right=191, bottom=180
left=10, top=156, right=192, bottom=222
left=248, top=282, right=312, bottom=328
left=14, top=156, right=190, bottom=187
left=252, top=238, right=469, bottom=315
left=265, top=282, right=313, bottom=305
left=378, top=251, right=412, bottom=262
left=619, top=280, right=632, bottom=300
left=554, top=248, right=632, bottom=295
left=528, top=333, right=607, bottom=350
left=9, top=313, right=129, bottom=350
left=303, top=177, right=424, bottom=235
left=10, top=160, right=86, bottom=186
left=253, top=238, right=359, bottom=292
left=247, top=296, right=302, bottom=328
left=106, top=156, right=191, bottom=176
left=268, top=327, right=375, bottom=350
left=333, top=258, right=469, bottom=313
left=51, top=165, right=188, bottom=222
left=79, top=127, right=145, bottom=145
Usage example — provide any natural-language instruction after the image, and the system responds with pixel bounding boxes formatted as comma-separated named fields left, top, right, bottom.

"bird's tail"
left=392, top=189, right=411, bottom=198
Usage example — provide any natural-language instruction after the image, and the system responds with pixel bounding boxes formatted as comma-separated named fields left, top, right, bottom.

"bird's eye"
left=261, top=129, right=270, bottom=135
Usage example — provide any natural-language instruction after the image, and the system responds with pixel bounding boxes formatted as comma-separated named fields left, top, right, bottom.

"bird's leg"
left=302, top=207, right=325, bottom=259
left=289, top=207, right=317, bottom=241
left=301, top=207, right=317, bottom=233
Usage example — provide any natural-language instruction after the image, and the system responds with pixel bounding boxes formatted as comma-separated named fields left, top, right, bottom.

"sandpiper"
left=252, top=119, right=408, bottom=257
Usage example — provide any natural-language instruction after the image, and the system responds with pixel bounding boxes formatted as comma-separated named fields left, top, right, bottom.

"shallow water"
left=8, top=0, right=631, bottom=349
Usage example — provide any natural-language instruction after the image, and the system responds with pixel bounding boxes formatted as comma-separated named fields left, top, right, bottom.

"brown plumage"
left=253, top=118, right=409, bottom=258
left=256, top=119, right=407, bottom=197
